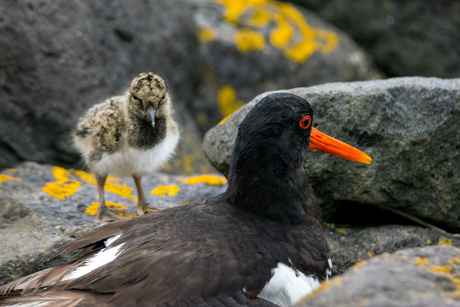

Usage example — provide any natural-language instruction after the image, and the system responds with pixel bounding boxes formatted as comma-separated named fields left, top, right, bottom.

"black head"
left=226, top=93, right=319, bottom=223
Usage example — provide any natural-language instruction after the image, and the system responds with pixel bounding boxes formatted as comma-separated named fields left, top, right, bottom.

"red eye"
left=300, top=115, right=311, bottom=129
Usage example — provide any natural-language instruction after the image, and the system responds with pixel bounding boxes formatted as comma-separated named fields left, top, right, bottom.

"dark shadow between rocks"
left=319, top=199, right=460, bottom=234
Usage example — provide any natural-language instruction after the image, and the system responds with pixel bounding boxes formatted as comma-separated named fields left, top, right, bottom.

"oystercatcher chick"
left=0, top=93, right=371, bottom=306
left=73, top=72, right=180, bottom=222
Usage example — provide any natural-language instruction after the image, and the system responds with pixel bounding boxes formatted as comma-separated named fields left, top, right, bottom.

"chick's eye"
left=131, top=93, right=141, bottom=102
left=300, top=115, right=311, bottom=129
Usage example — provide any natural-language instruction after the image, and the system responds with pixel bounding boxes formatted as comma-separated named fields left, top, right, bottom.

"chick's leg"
left=133, top=174, right=159, bottom=215
left=96, top=174, right=126, bottom=222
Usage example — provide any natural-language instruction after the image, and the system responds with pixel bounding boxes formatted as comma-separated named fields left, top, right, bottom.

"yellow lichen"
left=438, top=236, right=452, bottom=246
left=42, top=166, right=81, bottom=200
left=75, top=170, right=135, bottom=200
left=414, top=257, right=429, bottom=265
left=85, top=202, right=127, bottom=216
left=218, top=85, right=245, bottom=116
left=234, top=29, right=266, bottom=52
left=182, top=175, right=227, bottom=185
left=428, top=265, right=453, bottom=273
left=270, top=16, right=292, bottom=48
left=427, top=238, right=432, bottom=244
left=336, top=228, right=347, bottom=234
left=85, top=202, right=99, bottom=215
left=217, top=0, right=246, bottom=24
left=214, top=0, right=339, bottom=62
left=105, top=182, right=136, bottom=200
left=0, top=174, right=21, bottom=183
left=151, top=185, right=181, bottom=197
left=219, top=113, right=232, bottom=125
left=42, top=181, right=81, bottom=201
left=249, top=9, right=271, bottom=27
left=74, top=170, right=97, bottom=185
left=5, top=168, right=17, bottom=173
left=368, top=252, right=373, bottom=257
left=199, top=28, right=216, bottom=42
left=352, top=260, right=368, bottom=271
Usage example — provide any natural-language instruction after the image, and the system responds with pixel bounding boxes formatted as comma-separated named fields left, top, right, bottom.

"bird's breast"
left=94, top=130, right=179, bottom=176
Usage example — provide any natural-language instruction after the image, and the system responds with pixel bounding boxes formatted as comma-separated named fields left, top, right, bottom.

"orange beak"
left=308, top=127, right=372, bottom=164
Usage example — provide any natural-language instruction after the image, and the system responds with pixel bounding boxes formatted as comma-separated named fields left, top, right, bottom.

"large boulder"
left=287, top=0, right=460, bottom=78
left=187, top=0, right=380, bottom=133
left=203, top=77, right=460, bottom=229
left=0, top=162, right=227, bottom=285
left=299, top=245, right=460, bottom=306
left=0, top=0, right=214, bottom=174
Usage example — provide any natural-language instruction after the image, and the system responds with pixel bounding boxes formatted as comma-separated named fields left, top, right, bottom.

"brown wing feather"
left=0, top=218, right=131, bottom=296
left=55, top=218, right=131, bottom=257
left=0, top=288, right=278, bottom=307
left=0, top=285, right=114, bottom=307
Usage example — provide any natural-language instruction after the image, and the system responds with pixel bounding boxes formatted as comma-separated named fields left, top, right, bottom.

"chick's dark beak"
left=308, top=127, right=372, bottom=164
left=147, top=106, right=156, bottom=127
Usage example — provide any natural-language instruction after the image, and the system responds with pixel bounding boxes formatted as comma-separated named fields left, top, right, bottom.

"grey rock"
left=298, top=245, right=460, bottom=307
left=0, top=162, right=226, bottom=286
left=0, top=0, right=214, bottom=174
left=203, top=77, right=460, bottom=229
left=325, top=225, right=460, bottom=276
left=287, top=0, right=460, bottom=78
left=187, top=0, right=380, bottom=134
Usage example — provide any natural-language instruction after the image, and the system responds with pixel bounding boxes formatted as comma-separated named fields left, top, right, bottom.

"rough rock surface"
left=203, top=77, right=460, bottom=229
left=187, top=0, right=379, bottom=133
left=0, top=0, right=214, bottom=174
left=325, top=225, right=460, bottom=276
left=298, top=245, right=460, bottom=307
left=0, top=162, right=227, bottom=286
left=288, top=0, right=460, bottom=78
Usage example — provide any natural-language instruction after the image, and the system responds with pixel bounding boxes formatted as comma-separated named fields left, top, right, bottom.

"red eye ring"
left=300, top=115, right=311, bottom=129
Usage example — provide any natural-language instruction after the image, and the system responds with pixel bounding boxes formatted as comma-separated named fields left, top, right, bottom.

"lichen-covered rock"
left=203, top=77, right=460, bottom=229
left=0, top=162, right=226, bottom=286
left=298, top=245, right=460, bottom=307
left=325, top=225, right=460, bottom=276
left=0, top=0, right=213, bottom=174
left=290, top=0, right=460, bottom=78
left=187, top=0, right=379, bottom=133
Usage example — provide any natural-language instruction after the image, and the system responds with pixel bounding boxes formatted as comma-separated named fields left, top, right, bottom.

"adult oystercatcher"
left=0, top=93, right=371, bottom=306
left=73, top=72, right=180, bottom=221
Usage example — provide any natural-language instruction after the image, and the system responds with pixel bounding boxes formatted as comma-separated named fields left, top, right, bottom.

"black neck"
left=225, top=135, right=318, bottom=223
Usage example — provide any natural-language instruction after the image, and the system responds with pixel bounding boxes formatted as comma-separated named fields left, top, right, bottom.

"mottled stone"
left=0, top=0, right=213, bottom=174
left=288, top=0, right=460, bottom=78
left=298, top=246, right=460, bottom=307
left=325, top=225, right=460, bottom=276
left=186, top=0, right=379, bottom=134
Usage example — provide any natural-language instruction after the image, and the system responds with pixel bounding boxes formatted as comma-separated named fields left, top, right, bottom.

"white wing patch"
left=258, top=262, right=320, bottom=307
left=62, top=234, right=124, bottom=281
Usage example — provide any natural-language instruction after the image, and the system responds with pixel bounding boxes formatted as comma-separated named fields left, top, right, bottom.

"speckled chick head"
left=128, top=72, right=168, bottom=125
left=129, top=73, right=167, bottom=109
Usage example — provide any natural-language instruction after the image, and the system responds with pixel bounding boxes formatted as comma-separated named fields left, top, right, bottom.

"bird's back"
left=0, top=196, right=329, bottom=306
left=74, top=96, right=126, bottom=170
